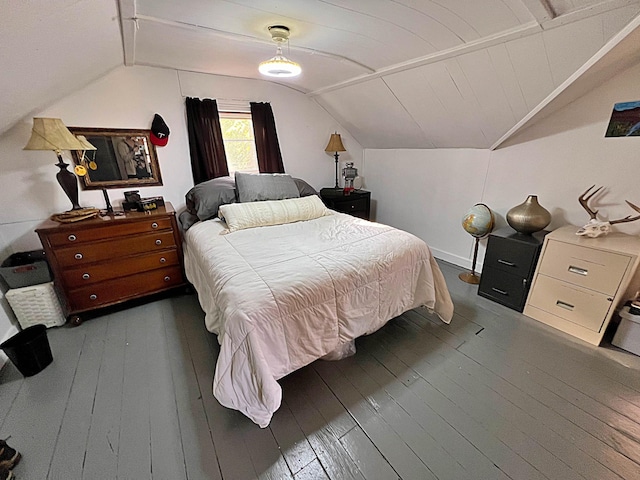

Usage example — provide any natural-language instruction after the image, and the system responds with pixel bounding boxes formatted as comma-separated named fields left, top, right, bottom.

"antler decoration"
left=578, top=185, right=602, bottom=220
left=577, top=185, right=640, bottom=237
left=610, top=200, right=640, bottom=225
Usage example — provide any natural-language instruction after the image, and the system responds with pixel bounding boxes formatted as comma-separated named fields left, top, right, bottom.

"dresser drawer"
left=537, top=241, right=630, bottom=295
left=350, top=210, right=369, bottom=220
left=46, top=217, right=173, bottom=247
left=68, top=266, right=183, bottom=312
left=320, top=189, right=371, bottom=220
left=335, top=197, right=368, bottom=214
left=60, top=249, right=180, bottom=288
left=55, top=231, right=177, bottom=267
left=478, top=267, right=528, bottom=311
left=527, top=275, right=613, bottom=332
left=483, top=236, right=538, bottom=278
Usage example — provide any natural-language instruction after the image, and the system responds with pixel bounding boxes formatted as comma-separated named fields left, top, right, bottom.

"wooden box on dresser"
left=36, top=203, right=186, bottom=324
left=523, top=225, right=640, bottom=345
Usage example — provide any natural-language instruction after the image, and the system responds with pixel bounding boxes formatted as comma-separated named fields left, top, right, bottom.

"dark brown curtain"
left=185, top=97, right=228, bottom=184
left=250, top=102, right=285, bottom=173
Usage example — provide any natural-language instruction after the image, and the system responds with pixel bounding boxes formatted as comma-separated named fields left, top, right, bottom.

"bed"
left=181, top=174, right=454, bottom=427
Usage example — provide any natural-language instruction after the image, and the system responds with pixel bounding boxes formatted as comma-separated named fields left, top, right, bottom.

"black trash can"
left=0, top=324, right=53, bottom=377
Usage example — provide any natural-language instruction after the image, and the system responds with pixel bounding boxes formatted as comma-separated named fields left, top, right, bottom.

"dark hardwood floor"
left=1, top=260, right=639, bottom=479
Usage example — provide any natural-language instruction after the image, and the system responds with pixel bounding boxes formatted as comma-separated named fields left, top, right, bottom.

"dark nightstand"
left=478, top=227, right=548, bottom=312
left=320, top=188, right=371, bottom=220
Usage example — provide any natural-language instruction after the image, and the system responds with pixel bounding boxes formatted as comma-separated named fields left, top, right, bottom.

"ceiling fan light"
left=258, top=54, right=302, bottom=77
left=259, top=25, right=301, bottom=78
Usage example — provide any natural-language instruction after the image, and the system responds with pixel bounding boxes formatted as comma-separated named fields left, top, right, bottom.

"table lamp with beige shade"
left=24, top=118, right=96, bottom=213
left=324, top=132, right=346, bottom=189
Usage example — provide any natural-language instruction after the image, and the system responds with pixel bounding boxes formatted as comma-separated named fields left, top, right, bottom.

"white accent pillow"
left=218, top=196, right=330, bottom=233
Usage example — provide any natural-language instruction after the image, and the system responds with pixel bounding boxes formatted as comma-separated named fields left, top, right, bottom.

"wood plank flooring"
left=1, top=260, right=639, bottom=479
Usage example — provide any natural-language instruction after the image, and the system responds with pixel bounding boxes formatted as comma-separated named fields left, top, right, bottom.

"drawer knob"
left=350, top=205, right=355, bottom=209
left=497, top=259, right=515, bottom=267
left=74, top=253, right=83, bottom=260
left=155, top=239, right=162, bottom=245
left=491, top=287, right=508, bottom=296
left=160, top=257, right=166, bottom=263
left=82, top=273, right=90, bottom=280
left=164, top=276, right=171, bottom=282
left=68, top=234, right=77, bottom=242
left=89, top=294, right=97, bottom=300
left=151, top=222, right=158, bottom=229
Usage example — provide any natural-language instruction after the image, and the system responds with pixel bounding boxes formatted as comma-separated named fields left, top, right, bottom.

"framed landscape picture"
left=605, top=101, right=640, bottom=137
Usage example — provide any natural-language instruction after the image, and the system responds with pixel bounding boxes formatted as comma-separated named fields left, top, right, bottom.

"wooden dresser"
left=523, top=225, right=640, bottom=345
left=36, top=203, right=186, bottom=324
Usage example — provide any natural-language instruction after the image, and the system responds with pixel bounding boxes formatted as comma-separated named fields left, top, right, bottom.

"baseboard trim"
left=430, top=247, right=484, bottom=274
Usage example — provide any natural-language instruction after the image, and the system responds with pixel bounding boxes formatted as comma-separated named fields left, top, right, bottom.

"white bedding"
left=184, top=212, right=453, bottom=427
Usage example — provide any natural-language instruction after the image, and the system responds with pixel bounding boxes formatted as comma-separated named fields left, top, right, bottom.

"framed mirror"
left=68, top=127, right=163, bottom=189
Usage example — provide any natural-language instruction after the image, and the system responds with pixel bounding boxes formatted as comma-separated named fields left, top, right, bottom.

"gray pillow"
left=293, top=178, right=318, bottom=197
left=185, top=176, right=237, bottom=221
left=235, top=172, right=300, bottom=203
left=178, top=210, right=200, bottom=231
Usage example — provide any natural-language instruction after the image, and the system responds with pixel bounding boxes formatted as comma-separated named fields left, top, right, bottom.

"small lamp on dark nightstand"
left=325, top=132, right=346, bottom=189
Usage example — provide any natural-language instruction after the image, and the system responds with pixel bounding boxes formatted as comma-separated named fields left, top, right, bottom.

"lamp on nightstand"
left=325, top=132, right=346, bottom=189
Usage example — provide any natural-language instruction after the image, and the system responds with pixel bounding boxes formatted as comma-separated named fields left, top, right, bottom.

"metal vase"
left=506, top=195, right=551, bottom=234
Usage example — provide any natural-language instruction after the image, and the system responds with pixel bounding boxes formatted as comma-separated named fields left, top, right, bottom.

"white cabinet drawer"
left=527, top=275, right=613, bottom=332
left=537, top=241, right=630, bottom=295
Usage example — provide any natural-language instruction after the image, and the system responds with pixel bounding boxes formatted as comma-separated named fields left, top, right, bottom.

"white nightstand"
left=524, top=225, right=640, bottom=345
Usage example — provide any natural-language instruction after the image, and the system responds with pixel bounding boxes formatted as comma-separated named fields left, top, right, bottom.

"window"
left=219, top=112, right=259, bottom=174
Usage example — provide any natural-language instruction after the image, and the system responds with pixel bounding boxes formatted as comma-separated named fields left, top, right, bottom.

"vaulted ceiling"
left=3, top=0, right=640, bottom=148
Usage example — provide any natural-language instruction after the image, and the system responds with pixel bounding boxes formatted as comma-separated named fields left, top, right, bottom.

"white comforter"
left=184, top=212, right=453, bottom=427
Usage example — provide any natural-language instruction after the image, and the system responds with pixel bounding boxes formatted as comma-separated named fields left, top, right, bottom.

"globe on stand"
left=460, top=203, right=495, bottom=284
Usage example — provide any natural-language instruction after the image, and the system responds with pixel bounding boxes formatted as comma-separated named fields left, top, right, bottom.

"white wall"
left=0, top=65, right=363, bottom=346
left=364, top=149, right=490, bottom=267
left=364, top=61, right=640, bottom=272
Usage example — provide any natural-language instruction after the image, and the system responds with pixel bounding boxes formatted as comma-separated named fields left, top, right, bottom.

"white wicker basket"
left=5, top=282, right=66, bottom=328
